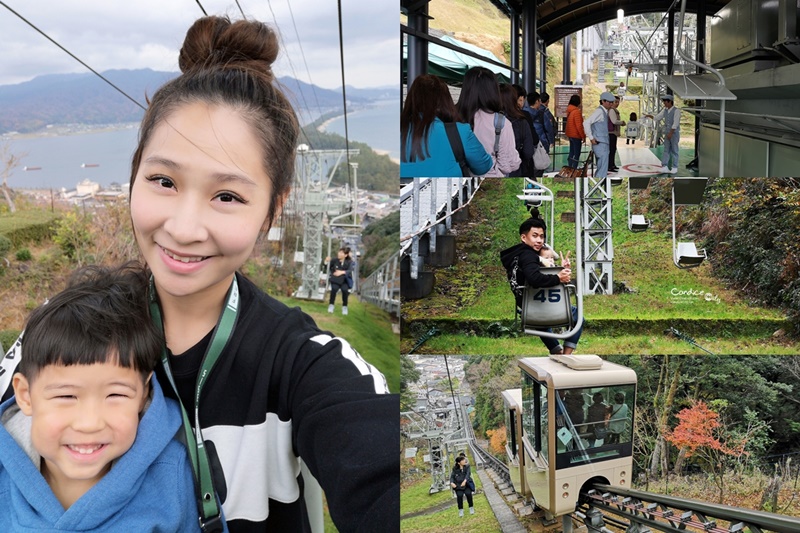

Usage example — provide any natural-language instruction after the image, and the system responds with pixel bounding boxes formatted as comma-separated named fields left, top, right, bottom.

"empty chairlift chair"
left=672, top=178, right=708, bottom=269
left=627, top=177, right=651, bottom=232
left=517, top=180, right=555, bottom=248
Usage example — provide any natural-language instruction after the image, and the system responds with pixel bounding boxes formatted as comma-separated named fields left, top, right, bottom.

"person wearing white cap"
left=646, top=94, right=681, bottom=173
left=583, top=92, right=616, bottom=177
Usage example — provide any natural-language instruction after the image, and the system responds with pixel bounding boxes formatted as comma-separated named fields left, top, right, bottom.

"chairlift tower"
left=293, top=145, right=359, bottom=300
left=581, top=178, right=614, bottom=294
left=401, top=405, right=469, bottom=494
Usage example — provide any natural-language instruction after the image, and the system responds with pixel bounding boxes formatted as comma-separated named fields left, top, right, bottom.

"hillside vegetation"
left=0, top=203, right=399, bottom=390
left=401, top=178, right=800, bottom=355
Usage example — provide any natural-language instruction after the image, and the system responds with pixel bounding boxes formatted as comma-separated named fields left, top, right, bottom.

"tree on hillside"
left=401, top=354, right=421, bottom=411
left=1, top=142, right=26, bottom=213
left=665, top=400, right=769, bottom=503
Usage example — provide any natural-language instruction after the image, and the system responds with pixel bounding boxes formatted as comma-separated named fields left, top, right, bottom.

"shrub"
left=0, top=234, right=10, bottom=258
left=15, top=248, right=31, bottom=261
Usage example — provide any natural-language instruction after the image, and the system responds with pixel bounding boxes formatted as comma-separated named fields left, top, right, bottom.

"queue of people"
left=402, top=69, right=556, bottom=178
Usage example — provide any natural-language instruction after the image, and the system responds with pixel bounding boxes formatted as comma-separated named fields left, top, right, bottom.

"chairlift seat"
left=521, top=267, right=576, bottom=333
left=675, top=242, right=707, bottom=268
left=610, top=177, right=623, bottom=186
left=629, top=214, right=650, bottom=232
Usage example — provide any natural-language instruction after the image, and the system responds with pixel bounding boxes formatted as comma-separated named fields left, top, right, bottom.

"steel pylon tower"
left=581, top=177, right=614, bottom=294
left=293, top=145, right=359, bottom=300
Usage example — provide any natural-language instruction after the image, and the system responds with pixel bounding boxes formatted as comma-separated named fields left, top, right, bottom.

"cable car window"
left=554, top=384, right=635, bottom=469
left=521, top=373, right=547, bottom=460
left=505, top=408, right=517, bottom=459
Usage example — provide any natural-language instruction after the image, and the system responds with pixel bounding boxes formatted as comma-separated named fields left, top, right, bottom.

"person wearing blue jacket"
left=401, top=74, right=492, bottom=177
left=0, top=264, right=214, bottom=533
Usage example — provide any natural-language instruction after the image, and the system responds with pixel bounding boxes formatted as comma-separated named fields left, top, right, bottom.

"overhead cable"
left=337, top=0, right=352, bottom=183
left=0, top=1, right=146, bottom=110
left=286, top=0, right=324, bottom=123
left=234, top=0, right=245, bottom=19
left=266, top=0, right=318, bottom=150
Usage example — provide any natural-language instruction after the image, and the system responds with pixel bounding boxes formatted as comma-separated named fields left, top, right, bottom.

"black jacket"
left=499, top=242, right=560, bottom=310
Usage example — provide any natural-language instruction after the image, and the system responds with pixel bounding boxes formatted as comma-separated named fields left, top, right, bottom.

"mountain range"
left=0, top=69, right=396, bottom=134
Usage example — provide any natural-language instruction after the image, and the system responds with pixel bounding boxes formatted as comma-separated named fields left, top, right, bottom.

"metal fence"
left=359, top=251, right=400, bottom=316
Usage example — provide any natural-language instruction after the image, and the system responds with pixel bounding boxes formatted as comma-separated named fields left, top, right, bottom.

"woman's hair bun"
left=178, top=15, right=279, bottom=79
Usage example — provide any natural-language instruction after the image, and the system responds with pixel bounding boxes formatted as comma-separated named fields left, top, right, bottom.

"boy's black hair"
left=19, top=262, right=162, bottom=382
left=527, top=91, right=541, bottom=106
left=519, top=217, right=547, bottom=236
left=630, top=112, right=638, bottom=121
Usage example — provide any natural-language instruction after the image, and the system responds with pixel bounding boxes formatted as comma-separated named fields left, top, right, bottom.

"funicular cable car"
left=672, top=178, right=709, bottom=268
left=501, top=389, right=528, bottom=500
left=627, top=177, right=651, bottom=232
left=517, top=355, right=636, bottom=525
left=516, top=178, right=585, bottom=342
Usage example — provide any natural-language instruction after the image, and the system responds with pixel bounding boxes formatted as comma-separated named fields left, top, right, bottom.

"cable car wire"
left=0, top=1, right=146, bottom=111
left=265, top=0, right=318, bottom=150
left=337, top=0, right=352, bottom=183
left=234, top=0, right=245, bottom=19
left=286, top=0, right=324, bottom=124
left=194, top=0, right=208, bottom=16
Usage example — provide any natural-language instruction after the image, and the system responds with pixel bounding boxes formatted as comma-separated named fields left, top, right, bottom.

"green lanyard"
left=149, top=276, right=239, bottom=533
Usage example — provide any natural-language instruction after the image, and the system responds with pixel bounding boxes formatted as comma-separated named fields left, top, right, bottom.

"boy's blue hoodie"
left=0, top=376, right=217, bottom=532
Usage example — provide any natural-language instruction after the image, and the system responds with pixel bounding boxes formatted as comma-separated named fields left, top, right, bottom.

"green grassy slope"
left=401, top=178, right=798, bottom=355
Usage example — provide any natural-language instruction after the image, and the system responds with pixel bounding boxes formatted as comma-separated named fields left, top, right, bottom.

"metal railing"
left=359, top=251, right=400, bottom=316
left=400, top=177, right=482, bottom=280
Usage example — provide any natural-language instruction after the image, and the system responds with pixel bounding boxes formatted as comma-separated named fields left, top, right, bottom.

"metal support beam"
left=540, top=40, right=547, bottom=94
left=667, top=10, right=675, bottom=76
left=582, top=178, right=614, bottom=295
left=563, top=35, right=572, bottom=83
left=511, top=11, right=521, bottom=85
left=694, top=0, right=706, bottom=163
left=522, top=0, right=537, bottom=93
left=406, top=2, right=429, bottom=86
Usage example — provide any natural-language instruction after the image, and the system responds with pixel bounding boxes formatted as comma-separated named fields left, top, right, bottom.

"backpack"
left=493, top=112, right=506, bottom=158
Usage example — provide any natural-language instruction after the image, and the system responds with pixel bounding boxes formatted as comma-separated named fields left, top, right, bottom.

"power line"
left=265, top=0, right=319, bottom=150
left=234, top=0, right=245, bottom=19
left=285, top=0, right=324, bottom=123
left=0, top=1, right=146, bottom=111
left=336, top=0, right=352, bottom=183
left=194, top=0, right=208, bottom=16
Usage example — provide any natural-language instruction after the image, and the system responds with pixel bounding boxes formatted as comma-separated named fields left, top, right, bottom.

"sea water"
left=4, top=101, right=399, bottom=191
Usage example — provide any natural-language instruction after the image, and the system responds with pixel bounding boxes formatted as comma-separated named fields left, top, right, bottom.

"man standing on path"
left=646, top=94, right=681, bottom=173
left=583, top=92, right=616, bottom=178
left=608, top=96, right=626, bottom=172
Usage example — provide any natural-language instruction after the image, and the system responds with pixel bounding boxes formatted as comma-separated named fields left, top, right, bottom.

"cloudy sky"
left=0, top=0, right=398, bottom=89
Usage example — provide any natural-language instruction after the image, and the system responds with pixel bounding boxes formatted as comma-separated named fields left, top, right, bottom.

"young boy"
left=0, top=263, right=210, bottom=531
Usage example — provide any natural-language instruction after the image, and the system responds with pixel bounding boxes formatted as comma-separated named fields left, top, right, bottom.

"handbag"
left=444, top=122, right=471, bottom=177
left=533, top=141, right=550, bottom=170
left=594, top=426, right=608, bottom=440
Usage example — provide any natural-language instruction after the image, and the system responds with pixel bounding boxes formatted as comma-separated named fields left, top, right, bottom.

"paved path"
left=476, top=468, right=528, bottom=533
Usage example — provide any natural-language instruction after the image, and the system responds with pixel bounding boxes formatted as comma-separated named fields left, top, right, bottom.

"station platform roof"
left=487, top=0, right=730, bottom=45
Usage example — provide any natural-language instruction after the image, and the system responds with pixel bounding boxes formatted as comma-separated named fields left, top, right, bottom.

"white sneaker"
left=328, top=304, right=334, bottom=313
left=459, top=509, right=464, bottom=517
left=470, top=507, right=475, bottom=515
left=342, top=306, right=348, bottom=315
left=669, top=167, right=678, bottom=174
left=659, top=166, right=670, bottom=173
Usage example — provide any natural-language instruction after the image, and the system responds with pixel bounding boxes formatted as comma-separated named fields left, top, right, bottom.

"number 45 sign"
left=531, top=289, right=562, bottom=303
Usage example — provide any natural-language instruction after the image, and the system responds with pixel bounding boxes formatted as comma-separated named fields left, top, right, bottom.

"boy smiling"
left=0, top=263, right=209, bottom=531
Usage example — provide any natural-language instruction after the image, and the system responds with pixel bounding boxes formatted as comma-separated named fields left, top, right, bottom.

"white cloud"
left=0, top=0, right=398, bottom=89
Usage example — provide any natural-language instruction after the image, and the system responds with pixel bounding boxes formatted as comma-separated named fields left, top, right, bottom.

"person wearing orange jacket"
left=565, top=94, right=586, bottom=168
